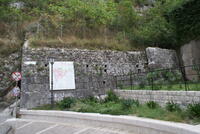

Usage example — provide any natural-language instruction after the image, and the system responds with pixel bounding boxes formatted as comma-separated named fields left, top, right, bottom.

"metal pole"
left=180, top=66, right=187, bottom=91
left=115, top=76, right=118, bottom=89
left=130, top=73, right=133, bottom=90
left=15, top=81, right=18, bottom=118
left=51, top=61, right=54, bottom=108
left=185, top=80, right=187, bottom=91
left=151, top=77, right=154, bottom=90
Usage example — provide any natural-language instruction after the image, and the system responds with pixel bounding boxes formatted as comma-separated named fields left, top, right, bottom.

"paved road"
left=0, top=114, right=10, bottom=124
left=5, top=119, right=130, bottom=134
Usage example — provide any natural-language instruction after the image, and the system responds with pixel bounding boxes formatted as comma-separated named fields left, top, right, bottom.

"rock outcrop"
left=180, top=40, right=200, bottom=80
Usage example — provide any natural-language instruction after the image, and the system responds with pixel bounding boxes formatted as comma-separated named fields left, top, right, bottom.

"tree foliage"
left=169, top=0, right=200, bottom=45
left=0, top=0, right=198, bottom=49
left=49, top=0, right=117, bottom=28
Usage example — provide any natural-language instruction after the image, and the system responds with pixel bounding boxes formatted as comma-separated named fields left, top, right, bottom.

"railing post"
left=180, top=66, right=187, bottom=91
left=130, top=73, right=133, bottom=90
left=151, top=77, right=154, bottom=90
left=115, top=76, right=118, bottom=89
left=185, top=80, right=187, bottom=91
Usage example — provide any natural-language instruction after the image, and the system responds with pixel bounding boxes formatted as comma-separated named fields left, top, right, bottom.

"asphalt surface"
left=0, top=114, right=10, bottom=124
left=5, top=119, right=131, bottom=134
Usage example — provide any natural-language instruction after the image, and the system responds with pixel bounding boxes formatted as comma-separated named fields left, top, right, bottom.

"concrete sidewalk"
left=5, top=119, right=130, bottom=134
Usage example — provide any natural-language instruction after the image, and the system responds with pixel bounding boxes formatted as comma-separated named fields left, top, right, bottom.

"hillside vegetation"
left=0, top=0, right=199, bottom=54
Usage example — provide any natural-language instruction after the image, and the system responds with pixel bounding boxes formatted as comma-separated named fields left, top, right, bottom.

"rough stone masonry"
left=20, top=46, right=179, bottom=109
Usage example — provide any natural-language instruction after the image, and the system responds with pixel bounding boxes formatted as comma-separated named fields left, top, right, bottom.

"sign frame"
left=49, top=61, right=76, bottom=90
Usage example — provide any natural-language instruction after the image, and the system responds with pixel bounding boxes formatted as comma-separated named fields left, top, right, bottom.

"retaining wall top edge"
left=26, top=47, right=145, bottom=53
left=115, top=90, right=200, bottom=93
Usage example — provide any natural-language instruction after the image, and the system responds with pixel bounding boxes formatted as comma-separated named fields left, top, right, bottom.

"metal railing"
left=115, top=64, right=200, bottom=91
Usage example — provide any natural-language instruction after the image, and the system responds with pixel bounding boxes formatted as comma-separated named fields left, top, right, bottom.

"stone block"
left=180, top=40, right=200, bottom=81
left=146, top=47, right=179, bottom=69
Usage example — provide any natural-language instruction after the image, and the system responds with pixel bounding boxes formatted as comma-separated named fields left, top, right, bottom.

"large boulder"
left=146, top=47, right=179, bottom=70
left=180, top=40, right=200, bottom=66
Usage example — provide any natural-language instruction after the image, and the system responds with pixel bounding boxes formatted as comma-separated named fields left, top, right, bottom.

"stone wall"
left=115, top=90, right=200, bottom=106
left=0, top=52, right=21, bottom=91
left=0, top=52, right=21, bottom=109
left=20, top=46, right=179, bottom=109
left=146, top=47, right=179, bottom=69
left=21, top=47, right=148, bottom=108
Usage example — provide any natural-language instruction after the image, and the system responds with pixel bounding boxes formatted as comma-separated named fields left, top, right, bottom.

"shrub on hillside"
left=104, top=90, right=119, bottom=103
left=58, top=97, right=76, bottom=109
left=165, top=101, right=181, bottom=112
left=187, top=103, right=200, bottom=118
left=146, top=101, right=158, bottom=109
left=121, top=99, right=139, bottom=109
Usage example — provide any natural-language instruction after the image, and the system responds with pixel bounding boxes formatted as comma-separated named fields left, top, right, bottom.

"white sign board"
left=49, top=62, right=75, bottom=90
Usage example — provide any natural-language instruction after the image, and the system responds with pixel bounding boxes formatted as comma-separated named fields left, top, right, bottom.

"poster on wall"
left=49, top=61, right=75, bottom=90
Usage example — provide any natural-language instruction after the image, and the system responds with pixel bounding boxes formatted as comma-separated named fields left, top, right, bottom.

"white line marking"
left=35, top=124, right=58, bottom=134
left=94, top=127, right=126, bottom=134
left=16, top=122, right=33, bottom=130
left=73, top=127, right=91, bottom=134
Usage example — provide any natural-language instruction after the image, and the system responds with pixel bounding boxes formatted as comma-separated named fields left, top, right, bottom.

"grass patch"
left=29, top=36, right=139, bottom=51
left=33, top=104, right=60, bottom=110
left=33, top=91, right=200, bottom=124
left=0, top=38, right=22, bottom=56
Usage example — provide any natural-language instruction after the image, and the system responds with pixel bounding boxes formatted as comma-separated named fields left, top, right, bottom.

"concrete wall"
left=115, top=90, right=200, bottom=106
left=20, top=46, right=179, bottom=109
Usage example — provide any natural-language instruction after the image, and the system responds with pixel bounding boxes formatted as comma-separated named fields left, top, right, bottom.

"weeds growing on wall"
left=165, top=101, right=181, bottom=112
left=30, top=37, right=134, bottom=51
left=146, top=101, right=158, bottom=109
left=0, top=38, right=22, bottom=56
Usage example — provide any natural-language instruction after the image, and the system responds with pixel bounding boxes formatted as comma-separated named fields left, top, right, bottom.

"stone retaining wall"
left=21, top=47, right=148, bottom=108
left=115, top=90, right=200, bottom=106
left=0, top=52, right=21, bottom=109
left=20, top=44, right=179, bottom=109
left=0, top=52, right=21, bottom=91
